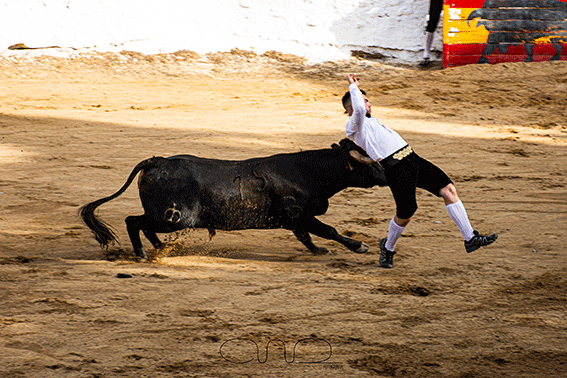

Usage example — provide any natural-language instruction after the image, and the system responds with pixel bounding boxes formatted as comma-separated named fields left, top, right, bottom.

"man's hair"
left=342, top=89, right=366, bottom=113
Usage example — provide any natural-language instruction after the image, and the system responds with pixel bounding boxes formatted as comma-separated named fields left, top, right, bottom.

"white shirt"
left=345, top=83, right=407, bottom=161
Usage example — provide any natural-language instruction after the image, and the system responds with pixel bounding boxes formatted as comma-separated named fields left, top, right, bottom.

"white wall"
left=0, top=0, right=443, bottom=63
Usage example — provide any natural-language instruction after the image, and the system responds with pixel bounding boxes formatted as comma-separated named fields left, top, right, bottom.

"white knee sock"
left=385, top=217, right=405, bottom=251
left=446, top=200, right=475, bottom=241
left=424, top=32, right=434, bottom=59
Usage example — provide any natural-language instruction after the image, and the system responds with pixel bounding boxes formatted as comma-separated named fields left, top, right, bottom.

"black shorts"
left=385, top=152, right=452, bottom=219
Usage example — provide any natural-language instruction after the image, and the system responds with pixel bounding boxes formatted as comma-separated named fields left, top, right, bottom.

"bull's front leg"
left=551, top=42, right=562, bottom=61
left=294, top=217, right=369, bottom=254
left=477, top=44, right=497, bottom=64
left=524, top=44, right=534, bottom=62
left=293, top=229, right=329, bottom=255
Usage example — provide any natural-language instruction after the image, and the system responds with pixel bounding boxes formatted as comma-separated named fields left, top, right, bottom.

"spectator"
left=419, top=0, right=443, bottom=67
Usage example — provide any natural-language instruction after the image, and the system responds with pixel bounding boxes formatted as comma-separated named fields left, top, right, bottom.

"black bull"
left=80, top=139, right=388, bottom=259
left=468, top=0, right=567, bottom=63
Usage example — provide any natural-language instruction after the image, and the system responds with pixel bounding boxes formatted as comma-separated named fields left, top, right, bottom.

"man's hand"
left=347, top=73, right=360, bottom=86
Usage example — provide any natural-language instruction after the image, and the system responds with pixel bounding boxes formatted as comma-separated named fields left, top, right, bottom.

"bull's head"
left=467, top=8, right=483, bottom=27
left=332, top=139, right=388, bottom=187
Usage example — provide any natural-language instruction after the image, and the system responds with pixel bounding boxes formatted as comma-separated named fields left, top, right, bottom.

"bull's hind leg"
left=125, top=215, right=163, bottom=259
left=295, top=217, right=369, bottom=255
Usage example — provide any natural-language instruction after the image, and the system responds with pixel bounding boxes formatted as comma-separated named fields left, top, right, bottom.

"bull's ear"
left=349, top=150, right=374, bottom=164
left=331, top=143, right=340, bottom=150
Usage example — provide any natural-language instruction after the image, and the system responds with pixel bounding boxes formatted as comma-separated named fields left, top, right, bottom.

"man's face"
left=362, top=95, right=372, bottom=117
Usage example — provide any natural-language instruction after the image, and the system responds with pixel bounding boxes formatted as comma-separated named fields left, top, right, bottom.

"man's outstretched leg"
left=441, top=184, right=498, bottom=253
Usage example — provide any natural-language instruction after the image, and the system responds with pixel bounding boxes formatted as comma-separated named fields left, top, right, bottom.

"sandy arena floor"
left=1, top=50, right=566, bottom=377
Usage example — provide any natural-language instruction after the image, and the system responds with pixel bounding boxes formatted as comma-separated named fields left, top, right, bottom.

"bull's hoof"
left=134, top=249, right=147, bottom=260
left=353, top=242, right=369, bottom=254
left=311, top=247, right=329, bottom=256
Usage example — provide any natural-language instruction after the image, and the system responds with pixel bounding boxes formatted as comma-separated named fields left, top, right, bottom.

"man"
left=343, top=74, right=497, bottom=268
left=419, top=0, right=443, bottom=67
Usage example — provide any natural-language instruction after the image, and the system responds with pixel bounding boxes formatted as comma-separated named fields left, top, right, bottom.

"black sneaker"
left=379, top=238, right=396, bottom=268
left=418, top=58, right=431, bottom=67
left=465, top=231, right=498, bottom=253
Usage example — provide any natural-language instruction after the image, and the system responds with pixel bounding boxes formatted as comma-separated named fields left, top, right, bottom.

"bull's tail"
left=79, top=158, right=156, bottom=248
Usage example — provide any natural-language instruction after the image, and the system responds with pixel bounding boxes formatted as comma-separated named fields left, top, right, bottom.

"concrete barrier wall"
left=0, top=0, right=442, bottom=63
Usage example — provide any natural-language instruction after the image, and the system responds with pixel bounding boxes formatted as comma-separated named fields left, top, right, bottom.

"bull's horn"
left=349, top=150, right=374, bottom=164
